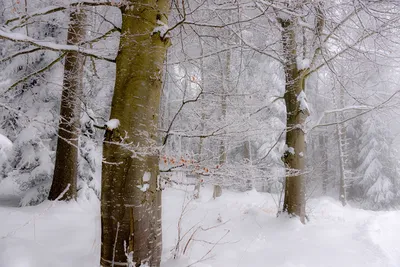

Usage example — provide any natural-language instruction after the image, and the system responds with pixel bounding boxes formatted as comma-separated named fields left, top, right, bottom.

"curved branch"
left=0, top=47, right=42, bottom=63
left=310, top=90, right=400, bottom=131
left=162, top=83, right=203, bottom=145
left=6, top=1, right=116, bottom=25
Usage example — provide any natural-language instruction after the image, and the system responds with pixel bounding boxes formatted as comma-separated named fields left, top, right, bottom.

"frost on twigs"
left=105, top=118, right=120, bottom=130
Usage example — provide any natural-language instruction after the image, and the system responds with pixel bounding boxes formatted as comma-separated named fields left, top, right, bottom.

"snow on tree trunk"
left=332, top=86, right=348, bottom=206
left=100, top=1, right=170, bottom=266
left=48, top=8, right=86, bottom=201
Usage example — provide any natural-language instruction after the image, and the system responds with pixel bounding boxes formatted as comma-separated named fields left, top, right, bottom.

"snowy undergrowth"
left=1, top=186, right=400, bottom=267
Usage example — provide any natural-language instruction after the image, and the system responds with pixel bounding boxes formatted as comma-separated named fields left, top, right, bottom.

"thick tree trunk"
left=100, top=1, right=170, bottom=266
left=48, top=9, right=85, bottom=201
left=280, top=18, right=307, bottom=223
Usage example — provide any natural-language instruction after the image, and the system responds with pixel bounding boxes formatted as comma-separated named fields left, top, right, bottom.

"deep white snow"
left=1, top=185, right=400, bottom=267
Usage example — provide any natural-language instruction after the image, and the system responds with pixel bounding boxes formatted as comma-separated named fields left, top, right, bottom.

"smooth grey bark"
left=100, top=1, right=170, bottom=266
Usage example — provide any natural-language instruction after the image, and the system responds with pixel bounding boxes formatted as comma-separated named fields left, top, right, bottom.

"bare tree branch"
left=5, top=52, right=66, bottom=93
left=0, top=47, right=42, bottom=63
left=5, top=1, right=117, bottom=25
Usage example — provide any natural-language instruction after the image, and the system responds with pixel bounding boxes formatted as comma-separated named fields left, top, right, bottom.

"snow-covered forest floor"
left=1, top=180, right=400, bottom=267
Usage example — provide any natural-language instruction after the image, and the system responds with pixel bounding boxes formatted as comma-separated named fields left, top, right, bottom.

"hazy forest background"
left=1, top=0, right=400, bottom=266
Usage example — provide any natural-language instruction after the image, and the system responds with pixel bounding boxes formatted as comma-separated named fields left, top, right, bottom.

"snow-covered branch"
left=5, top=1, right=117, bottom=26
left=311, top=90, right=400, bottom=131
left=0, top=28, right=115, bottom=63
left=5, top=53, right=66, bottom=93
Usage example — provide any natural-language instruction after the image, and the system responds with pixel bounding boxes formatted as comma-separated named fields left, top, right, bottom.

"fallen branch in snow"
left=182, top=220, right=231, bottom=256
left=186, top=229, right=230, bottom=267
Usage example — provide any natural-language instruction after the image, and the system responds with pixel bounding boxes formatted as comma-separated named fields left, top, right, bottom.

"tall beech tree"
left=279, top=16, right=308, bottom=223
left=277, top=1, right=325, bottom=223
left=100, top=0, right=171, bottom=266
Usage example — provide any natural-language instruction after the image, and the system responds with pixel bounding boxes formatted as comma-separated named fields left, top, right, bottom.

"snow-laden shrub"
left=19, top=181, right=52, bottom=207
left=351, top=116, right=399, bottom=210
left=2, top=125, right=56, bottom=206
left=78, top=113, right=101, bottom=200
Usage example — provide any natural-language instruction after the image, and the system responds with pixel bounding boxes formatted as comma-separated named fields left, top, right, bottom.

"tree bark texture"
left=100, top=1, right=170, bottom=266
left=48, top=9, right=85, bottom=201
left=279, top=18, right=307, bottom=223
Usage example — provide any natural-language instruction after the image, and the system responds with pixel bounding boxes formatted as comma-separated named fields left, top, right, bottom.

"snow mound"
left=0, top=133, right=12, bottom=150
left=105, top=118, right=120, bottom=130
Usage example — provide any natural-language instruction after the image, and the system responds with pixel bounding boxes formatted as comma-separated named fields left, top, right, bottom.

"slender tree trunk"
left=336, top=122, right=347, bottom=206
left=333, top=86, right=347, bottom=206
left=319, top=134, right=328, bottom=194
left=194, top=136, right=204, bottom=199
left=243, top=138, right=252, bottom=190
left=213, top=88, right=226, bottom=199
left=279, top=18, right=308, bottom=223
left=194, top=39, right=205, bottom=199
left=100, top=1, right=170, bottom=266
left=48, top=8, right=85, bottom=201
left=213, top=45, right=230, bottom=199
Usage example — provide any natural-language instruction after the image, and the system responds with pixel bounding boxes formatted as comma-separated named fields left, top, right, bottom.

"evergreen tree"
left=352, top=115, right=398, bottom=210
